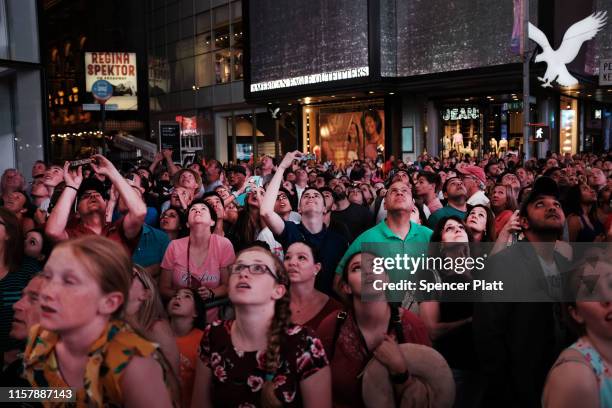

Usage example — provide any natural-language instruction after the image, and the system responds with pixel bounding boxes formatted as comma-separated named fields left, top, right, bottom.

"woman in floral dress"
left=191, top=245, right=331, bottom=407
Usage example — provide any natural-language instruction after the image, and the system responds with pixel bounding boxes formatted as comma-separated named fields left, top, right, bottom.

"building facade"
left=244, top=0, right=612, bottom=162
left=0, top=0, right=45, bottom=176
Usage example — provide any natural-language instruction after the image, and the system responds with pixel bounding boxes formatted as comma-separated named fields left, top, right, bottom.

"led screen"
left=248, top=0, right=369, bottom=92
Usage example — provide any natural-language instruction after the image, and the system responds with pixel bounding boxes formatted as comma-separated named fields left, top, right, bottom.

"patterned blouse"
left=199, top=319, right=329, bottom=407
left=569, top=337, right=612, bottom=406
left=23, top=320, right=175, bottom=408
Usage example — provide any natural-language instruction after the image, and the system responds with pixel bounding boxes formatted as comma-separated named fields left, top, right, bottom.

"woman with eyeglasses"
left=419, top=216, right=481, bottom=407
left=126, top=265, right=180, bottom=378
left=167, top=288, right=206, bottom=408
left=23, top=236, right=176, bottom=407
left=316, top=251, right=431, bottom=408
left=191, top=245, right=332, bottom=408
left=285, top=241, right=342, bottom=331
left=159, top=208, right=186, bottom=240
left=160, top=200, right=235, bottom=322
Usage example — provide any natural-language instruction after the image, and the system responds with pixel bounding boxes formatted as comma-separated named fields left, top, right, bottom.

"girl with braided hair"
left=191, top=245, right=331, bottom=408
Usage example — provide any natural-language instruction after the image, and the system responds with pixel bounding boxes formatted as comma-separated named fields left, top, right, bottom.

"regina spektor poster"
left=85, top=52, right=138, bottom=110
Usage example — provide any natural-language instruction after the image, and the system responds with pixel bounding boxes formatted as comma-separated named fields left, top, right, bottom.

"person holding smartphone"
left=45, top=155, right=147, bottom=255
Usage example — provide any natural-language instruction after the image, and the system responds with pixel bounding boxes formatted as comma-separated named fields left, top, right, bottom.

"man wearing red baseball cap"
left=457, top=163, right=490, bottom=207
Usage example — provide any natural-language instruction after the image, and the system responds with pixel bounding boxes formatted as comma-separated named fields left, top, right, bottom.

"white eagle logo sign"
left=528, top=11, right=607, bottom=88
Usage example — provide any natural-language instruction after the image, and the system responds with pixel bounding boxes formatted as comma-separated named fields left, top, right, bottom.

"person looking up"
left=261, top=151, right=349, bottom=296
left=191, top=245, right=332, bottom=408
left=24, top=236, right=176, bottom=407
left=45, top=156, right=146, bottom=254
left=427, top=177, right=468, bottom=229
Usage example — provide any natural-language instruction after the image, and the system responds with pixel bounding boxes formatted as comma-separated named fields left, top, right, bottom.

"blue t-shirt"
left=132, top=224, right=171, bottom=267
left=275, top=220, right=349, bottom=296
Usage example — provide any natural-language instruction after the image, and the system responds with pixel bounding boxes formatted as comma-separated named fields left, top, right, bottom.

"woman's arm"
left=300, top=366, right=332, bottom=408
left=191, top=357, right=214, bottom=408
left=150, top=320, right=180, bottom=378
left=121, top=355, right=173, bottom=408
left=419, top=301, right=471, bottom=341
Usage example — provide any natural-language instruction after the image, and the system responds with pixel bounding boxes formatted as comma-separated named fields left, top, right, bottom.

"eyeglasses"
left=230, top=263, right=279, bottom=281
left=276, top=194, right=288, bottom=201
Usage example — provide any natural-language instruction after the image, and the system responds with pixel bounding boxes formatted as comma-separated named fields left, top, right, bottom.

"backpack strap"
left=329, top=310, right=348, bottom=361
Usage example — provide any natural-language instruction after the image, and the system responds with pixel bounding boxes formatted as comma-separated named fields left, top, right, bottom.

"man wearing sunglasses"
left=45, top=155, right=146, bottom=255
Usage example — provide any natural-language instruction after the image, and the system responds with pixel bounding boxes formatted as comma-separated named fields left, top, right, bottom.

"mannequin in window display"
left=489, top=137, right=498, bottom=155
left=442, top=134, right=452, bottom=157
left=498, top=138, right=508, bottom=154
left=461, top=141, right=473, bottom=157
left=452, top=130, right=464, bottom=152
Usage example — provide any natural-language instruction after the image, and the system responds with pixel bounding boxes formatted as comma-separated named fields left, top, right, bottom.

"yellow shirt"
left=23, top=320, right=172, bottom=407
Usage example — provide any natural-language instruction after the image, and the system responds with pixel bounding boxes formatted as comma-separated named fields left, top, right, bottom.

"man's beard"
left=529, top=219, right=564, bottom=237
left=332, top=191, right=346, bottom=201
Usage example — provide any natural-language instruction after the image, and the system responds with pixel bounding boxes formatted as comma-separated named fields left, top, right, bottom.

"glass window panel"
left=214, top=49, right=231, bottom=84
left=231, top=21, right=243, bottom=47
left=183, top=57, right=195, bottom=90
left=175, top=38, right=193, bottom=60
left=213, top=5, right=229, bottom=26
left=195, top=53, right=214, bottom=87
left=213, top=26, right=229, bottom=50
left=231, top=49, right=243, bottom=81
left=180, top=17, right=194, bottom=39
left=196, top=11, right=211, bottom=33
left=195, top=0, right=210, bottom=14
left=231, top=1, right=241, bottom=20
left=195, top=32, right=213, bottom=54
left=166, top=21, right=179, bottom=43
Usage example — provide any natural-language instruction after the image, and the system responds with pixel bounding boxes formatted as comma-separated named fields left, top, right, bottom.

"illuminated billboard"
left=85, top=52, right=138, bottom=110
left=248, top=0, right=369, bottom=93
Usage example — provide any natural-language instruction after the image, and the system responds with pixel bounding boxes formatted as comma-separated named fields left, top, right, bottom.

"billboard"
left=248, top=0, right=369, bottom=93
left=381, top=0, right=539, bottom=77
left=319, top=109, right=384, bottom=165
left=85, top=52, right=138, bottom=110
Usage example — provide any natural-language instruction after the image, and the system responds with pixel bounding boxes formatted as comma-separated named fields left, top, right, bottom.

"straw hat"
left=362, top=343, right=455, bottom=408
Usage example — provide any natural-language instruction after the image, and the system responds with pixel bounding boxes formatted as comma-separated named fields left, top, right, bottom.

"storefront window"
left=195, top=52, right=214, bottom=87
left=231, top=20, right=244, bottom=80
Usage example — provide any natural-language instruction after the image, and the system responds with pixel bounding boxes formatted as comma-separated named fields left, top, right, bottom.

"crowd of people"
left=0, top=147, right=611, bottom=407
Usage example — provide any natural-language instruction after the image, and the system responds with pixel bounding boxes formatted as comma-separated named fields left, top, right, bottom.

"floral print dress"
left=199, top=320, right=329, bottom=407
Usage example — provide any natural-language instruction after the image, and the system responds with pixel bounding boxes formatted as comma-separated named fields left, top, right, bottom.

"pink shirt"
left=161, top=235, right=235, bottom=291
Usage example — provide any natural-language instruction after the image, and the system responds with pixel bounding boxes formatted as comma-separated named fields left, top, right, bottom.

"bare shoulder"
left=543, top=349, right=599, bottom=408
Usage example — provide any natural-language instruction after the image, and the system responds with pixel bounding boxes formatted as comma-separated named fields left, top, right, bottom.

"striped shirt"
left=0, top=257, right=42, bottom=353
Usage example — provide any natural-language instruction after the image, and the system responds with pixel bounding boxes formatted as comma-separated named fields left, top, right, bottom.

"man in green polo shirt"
left=427, top=176, right=468, bottom=229
left=334, top=180, right=433, bottom=297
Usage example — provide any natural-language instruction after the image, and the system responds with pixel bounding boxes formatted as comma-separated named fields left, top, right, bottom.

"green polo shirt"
left=427, top=205, right=467, bottom=229
left=335, top=220, right=433, bottom=276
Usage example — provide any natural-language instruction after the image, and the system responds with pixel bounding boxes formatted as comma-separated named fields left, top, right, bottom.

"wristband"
left=65, top=185, right=78, bottom=193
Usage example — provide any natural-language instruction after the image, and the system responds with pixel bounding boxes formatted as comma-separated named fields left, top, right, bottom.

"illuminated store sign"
left=442, top=107, right=480, bottom=121
left=250, top=67, right=369, bottom=92
left=85, top=52, right=137, bottom=110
